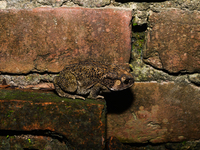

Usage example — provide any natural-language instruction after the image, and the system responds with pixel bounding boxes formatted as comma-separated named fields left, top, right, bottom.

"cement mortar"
left=130, top=58, right=190, bottom=84
left=0, top=73, right=57, bottom=88
left=188, top=74, right=200, bottom=85
left=3, top=0, right=200, bottom=10
left=3, top=0, right=200, bottom=25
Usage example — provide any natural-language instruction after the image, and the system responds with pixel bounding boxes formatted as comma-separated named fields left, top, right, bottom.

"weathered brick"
left=144, top=9, right=200, bottom=73
left=0, top=7, right=132, bottom=73
left=0, top=135, right=69, bottom=150
left=0, top=89, right=106, bottom=149
left=107, top=82, right=200, bottom=143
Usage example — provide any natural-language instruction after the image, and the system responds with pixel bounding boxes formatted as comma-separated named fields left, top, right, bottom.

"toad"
left=53, top=61, right=134, bottom=100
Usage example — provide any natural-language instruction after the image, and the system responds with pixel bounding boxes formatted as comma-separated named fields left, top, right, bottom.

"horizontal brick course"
left=0, top=7, right=132, bottom=73
left=0, top=89, right=106, bottom=149
left=107, top=82, right=200, bottom=143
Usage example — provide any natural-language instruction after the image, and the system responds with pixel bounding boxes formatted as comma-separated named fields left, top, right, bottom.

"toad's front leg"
left=87, top=83, right=108, bottom=99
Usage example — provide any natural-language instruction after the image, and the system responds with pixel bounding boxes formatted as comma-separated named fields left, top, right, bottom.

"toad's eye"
left=124, top=79, right=130, bottom=84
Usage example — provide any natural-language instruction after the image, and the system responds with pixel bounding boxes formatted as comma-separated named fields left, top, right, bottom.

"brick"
left=0, top=135, right=69, bottom=150
left=0, top=89, right=106, bottom=149
left=107, top=82, right=200, bottom=143
left=143, top=9, right=200, bottom=73
left=0, top=7, right=132, bottom=73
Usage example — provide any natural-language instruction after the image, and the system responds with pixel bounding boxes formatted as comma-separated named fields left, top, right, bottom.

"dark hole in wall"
left=104, top=88, right=134, bottom=114
left=115, top=0, right=167, bottom=3
left=130, top=23, right=147, bottom=61
left=131, top=23, right=147, bottom=50
left=132, top=23, right=147, bottom=32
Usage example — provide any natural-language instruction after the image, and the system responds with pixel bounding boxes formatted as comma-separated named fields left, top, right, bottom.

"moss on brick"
left=0, top=89, right=106, bottom=149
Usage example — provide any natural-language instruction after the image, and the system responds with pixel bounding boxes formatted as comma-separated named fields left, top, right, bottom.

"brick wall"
left=0, top=0, right=200, bottom=149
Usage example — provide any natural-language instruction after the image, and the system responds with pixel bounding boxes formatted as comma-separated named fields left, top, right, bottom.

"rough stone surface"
left=0, top=73, right=56, bottom=88
left=0, top=7, right=132, bottom=73
left=131, top=1, right=200, bottom=25
left=107, top=82, right=200, bottom=143
left=130, top=57, right=192, bottom=84
left=72, top=0, right=110, bottom=7
left=5, top=0, right=37, bottom=9
left=143, top=9, right=200, bottom=73
left=0, top=1, right=7, bottom=9
left=130, top=58, right=181, bottom=82
left=150, top=0, right=200, bottom=11
left=0, top=88, right=106, bottom=149
left=188, top=73, right=200, bottom=85
left=37, top=0, right=64, bottom=7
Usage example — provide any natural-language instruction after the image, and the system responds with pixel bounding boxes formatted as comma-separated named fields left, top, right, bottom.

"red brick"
left=144, top=9, right=200, bottom=73
left=0, top=7, right=132, bottom=73
left=0, top=89, right=106, bottom=149
left=107, top=82, right=200, bottom=143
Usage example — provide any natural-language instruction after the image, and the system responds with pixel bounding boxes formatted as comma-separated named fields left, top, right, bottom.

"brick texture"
left=0, top=89, right=106, bottom=149
left=107, top=82, right=200, bottom=143
left=0, top=7, right=132, bottom=73
left=144, top=9, right=200, bottom=73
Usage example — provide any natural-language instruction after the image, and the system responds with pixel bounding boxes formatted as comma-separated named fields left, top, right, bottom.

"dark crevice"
left=189, top=81, right=200, bottom=87
left=0, top=129, right=74, bottom=149
left=132, top=23, right=147, bottom=32
left=123, top=141, right=200, bottom=149
left=144, top=61, right=200, bottom=76
left=0, top=71, right=58, bottom=76
left=106, top=136, right=200, bottom=149
left=60, top=1, right=68, bottom=7
left=122, top=142, right=176, bottom=149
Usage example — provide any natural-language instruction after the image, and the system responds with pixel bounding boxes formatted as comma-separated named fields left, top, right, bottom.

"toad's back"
left=62, top=61, right=117, bottom=80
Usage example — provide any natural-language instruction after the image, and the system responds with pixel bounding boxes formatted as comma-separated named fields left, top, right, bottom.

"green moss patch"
left=0, top=89, right=105, bottom=105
